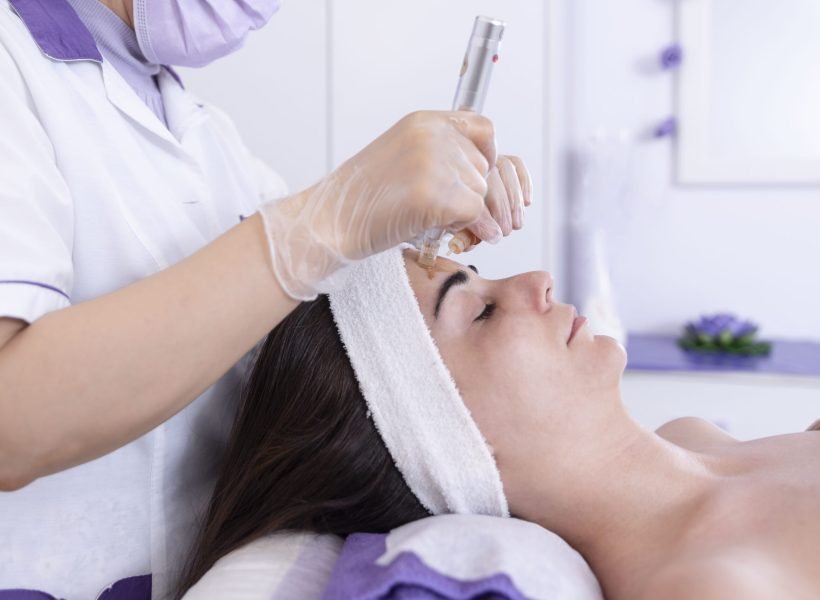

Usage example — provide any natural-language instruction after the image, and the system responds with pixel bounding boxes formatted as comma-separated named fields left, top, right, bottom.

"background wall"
left=561, top=0, right=820, bottom=340
left=181, top=0, right=820, bottom=342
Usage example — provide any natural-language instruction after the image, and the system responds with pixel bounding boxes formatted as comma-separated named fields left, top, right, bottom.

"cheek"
left=444, top=320, right=576, bottom=399
left=439, top=340, right=506, bottom=443
left=439, top=325, right=576, bottom=443
left=487, top=319, right=576, bottom=385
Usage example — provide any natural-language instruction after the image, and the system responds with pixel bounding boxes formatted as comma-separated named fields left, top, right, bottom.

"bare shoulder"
left=655, top=417, right=737, bottom=451
left=639, top=551, right=792, bottom=600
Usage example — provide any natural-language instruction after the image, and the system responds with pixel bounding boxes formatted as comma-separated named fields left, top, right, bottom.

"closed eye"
left=475, top=303, right=496, bottom=322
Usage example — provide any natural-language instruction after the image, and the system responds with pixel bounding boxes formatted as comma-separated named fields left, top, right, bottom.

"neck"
left=511, top=392, right=732, bottom=598
left=98, top=0, right=134, bottom=28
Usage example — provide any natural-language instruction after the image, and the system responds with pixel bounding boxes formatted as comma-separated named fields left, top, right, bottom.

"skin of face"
left=403, top=250, right=627, bottom=506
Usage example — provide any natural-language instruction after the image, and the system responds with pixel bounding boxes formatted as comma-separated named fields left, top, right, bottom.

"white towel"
left=328, top=247, right=509, bottom=517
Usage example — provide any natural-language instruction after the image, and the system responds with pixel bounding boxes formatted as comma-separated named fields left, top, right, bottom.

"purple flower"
left=660, top=44, right=683, bottom=70
left=680, top=313, right=769, bottom=356
left=687, top=313, right=759, bottom=339
left=729, top=320, right=758, bottom=338
left=654, top=117, right=677, bottom=138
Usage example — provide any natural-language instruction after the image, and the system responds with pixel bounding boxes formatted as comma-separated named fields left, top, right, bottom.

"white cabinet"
left=622, top=371, right=820, bottom=440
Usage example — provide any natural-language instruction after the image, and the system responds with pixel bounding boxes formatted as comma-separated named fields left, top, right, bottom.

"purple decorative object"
left=323, top=534, right=527, bottom=600
left=0, top=576, right=150, bottom=600
left=660, top=44, right=683, bottom=70
left=654, top=117, right=677, bottom=138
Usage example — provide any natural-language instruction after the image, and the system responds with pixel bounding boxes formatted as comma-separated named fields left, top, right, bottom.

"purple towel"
left=323, top=534, right=527, bottom=600
left=0, top=575, right=150, bottom=600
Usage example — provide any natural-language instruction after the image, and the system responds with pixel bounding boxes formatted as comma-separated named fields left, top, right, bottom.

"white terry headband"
left=328, top=247, right=509, bottom=517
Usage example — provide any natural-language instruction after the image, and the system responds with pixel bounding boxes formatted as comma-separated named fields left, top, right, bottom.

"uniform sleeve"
left=0, top=40, right=74, bottom=323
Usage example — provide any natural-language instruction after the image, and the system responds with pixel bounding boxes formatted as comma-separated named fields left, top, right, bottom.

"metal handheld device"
left=417, top=15, right=506, bottom=270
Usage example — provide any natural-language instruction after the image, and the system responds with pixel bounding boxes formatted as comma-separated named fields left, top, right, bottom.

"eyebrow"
left=434, top=270, right=469, bottom=319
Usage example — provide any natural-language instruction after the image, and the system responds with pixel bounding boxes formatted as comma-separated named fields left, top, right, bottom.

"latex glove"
left=450, top=154, right=533, bottom=254
left=259, top=111, right=500, bottom=300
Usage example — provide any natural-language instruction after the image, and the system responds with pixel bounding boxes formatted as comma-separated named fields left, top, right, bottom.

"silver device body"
left=417, top=15, right=506, bottom=269
left=452, top=16, right=505, bottom=112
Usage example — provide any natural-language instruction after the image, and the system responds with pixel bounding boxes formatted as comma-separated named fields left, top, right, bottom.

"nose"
left=502, top=271, right=554, bottom=313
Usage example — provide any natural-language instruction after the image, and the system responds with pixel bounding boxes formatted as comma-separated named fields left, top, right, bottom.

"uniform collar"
left=8, top=0, right=183, bottom=86
left=9, top=0, right=103, bottom=62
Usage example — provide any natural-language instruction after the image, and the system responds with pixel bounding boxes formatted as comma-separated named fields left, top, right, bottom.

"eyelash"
left=474, top=303, right=496, bottom=322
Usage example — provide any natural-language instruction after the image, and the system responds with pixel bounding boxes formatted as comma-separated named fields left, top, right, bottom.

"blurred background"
left=180, top=0, right=820, bottom=439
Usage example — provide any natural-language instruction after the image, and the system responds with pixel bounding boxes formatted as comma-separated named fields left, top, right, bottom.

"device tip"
left=417, top=241, right=439, bottom=270
left=448, top=230, right=481, bottom=255
left=448, top=237, right=467, bottom=255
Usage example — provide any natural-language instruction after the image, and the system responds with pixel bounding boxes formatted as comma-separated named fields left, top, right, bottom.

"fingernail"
left=502, top=213, right=512, bottom=235
left=485, top=222, right=503, bottom=244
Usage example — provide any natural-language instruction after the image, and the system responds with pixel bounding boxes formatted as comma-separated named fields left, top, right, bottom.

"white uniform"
left=0, top=0, right=287, bottom=597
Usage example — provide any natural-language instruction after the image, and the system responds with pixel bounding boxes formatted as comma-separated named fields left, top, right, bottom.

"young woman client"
left=183, top=248, right=820, bottom=600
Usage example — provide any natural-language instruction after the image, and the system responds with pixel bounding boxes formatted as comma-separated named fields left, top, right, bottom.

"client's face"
left=403, top=250, right=626, bottom=484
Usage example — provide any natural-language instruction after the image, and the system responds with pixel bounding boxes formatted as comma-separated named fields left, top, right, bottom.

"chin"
left=593, top=334, right=628, bottom=373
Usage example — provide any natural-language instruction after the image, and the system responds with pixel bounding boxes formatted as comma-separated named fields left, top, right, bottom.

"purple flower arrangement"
left=678, top=313, right=771, bottom=356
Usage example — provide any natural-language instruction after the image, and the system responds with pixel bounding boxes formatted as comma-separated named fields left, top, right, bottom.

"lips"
left=568, top=314, right=588, bottom=343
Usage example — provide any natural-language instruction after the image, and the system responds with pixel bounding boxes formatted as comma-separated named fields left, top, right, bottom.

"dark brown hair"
left=177, top=296, right=428, bottom=596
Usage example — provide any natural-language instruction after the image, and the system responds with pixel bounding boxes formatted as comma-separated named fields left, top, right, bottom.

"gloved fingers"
left=257, top=110, right=515, bottom=300
left=465, top=203, right=504, bottom=245
left=484, top=166, right=513, bottom=236
left=497, top=155, right=525, bottom=230
left=454, top=136, right=491, bottom=188
left=448, top=111, right=497, bottom=170
left=445, top=179, right=492, bottom=233
left=505, top=154, right=533, bottom=207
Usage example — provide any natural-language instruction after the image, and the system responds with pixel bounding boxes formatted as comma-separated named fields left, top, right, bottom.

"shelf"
left=626, top=334, right=820, bottom=378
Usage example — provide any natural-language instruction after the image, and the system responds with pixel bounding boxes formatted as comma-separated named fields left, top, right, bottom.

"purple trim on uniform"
left=164, top=66, right=185, bottom=89
left=10, top=0, right=183, bottom=98
left=0, top=575, right=150, bottom=600
left=0, top=280, right=70, bottom=301
left=8, top=0, right=103, bottom=62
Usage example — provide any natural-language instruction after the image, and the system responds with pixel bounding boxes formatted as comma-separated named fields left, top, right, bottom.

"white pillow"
left=184, top=516, right=602, bottom=600
left=182, top=531, right=343, bottom=600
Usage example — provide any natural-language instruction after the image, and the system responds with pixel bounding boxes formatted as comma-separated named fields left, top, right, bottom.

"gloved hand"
left=259, top=110, right=502, bottom=300
left=451, top=154, right=533, bottom=253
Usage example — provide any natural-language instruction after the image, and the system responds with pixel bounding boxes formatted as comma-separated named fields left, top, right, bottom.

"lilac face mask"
left=133, top=0, right=281, bottom=67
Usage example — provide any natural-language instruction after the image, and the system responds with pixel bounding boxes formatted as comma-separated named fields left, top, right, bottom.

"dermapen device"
left=416, top=15, right=506, bottom=272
